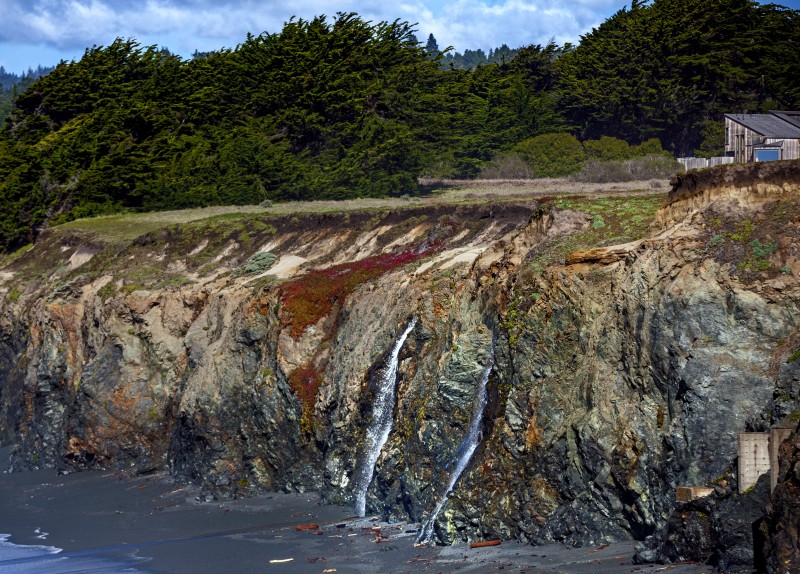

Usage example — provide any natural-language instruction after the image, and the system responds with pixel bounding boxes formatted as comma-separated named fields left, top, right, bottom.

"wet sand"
left=0, top=449, right=714, bottom=573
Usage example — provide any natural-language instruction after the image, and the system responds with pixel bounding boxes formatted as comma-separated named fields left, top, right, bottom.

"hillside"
left=1, top=1, right=799, bottom=254
left=1, top=163, right=799, bottom=570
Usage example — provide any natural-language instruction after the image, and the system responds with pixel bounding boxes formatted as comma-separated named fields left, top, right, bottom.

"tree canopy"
left=0, top=2, right=799, bottom=253
left=557, top=0, right=800, bottom=153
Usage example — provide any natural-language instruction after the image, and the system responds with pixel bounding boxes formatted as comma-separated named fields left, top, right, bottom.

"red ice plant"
left=287, top=363, right=323, bottom=433
left=281, top=243, right=435, bottom=427
left=280, top=245, right=433, bottom=339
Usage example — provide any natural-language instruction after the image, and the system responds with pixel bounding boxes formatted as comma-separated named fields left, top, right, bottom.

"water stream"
left=416, top=357, right=493, bottom=544
left=353, top=317, right=417, bottom=517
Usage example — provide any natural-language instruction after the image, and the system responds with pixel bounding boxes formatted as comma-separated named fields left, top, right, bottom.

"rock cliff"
left=1, top=162, right=800, bottom=553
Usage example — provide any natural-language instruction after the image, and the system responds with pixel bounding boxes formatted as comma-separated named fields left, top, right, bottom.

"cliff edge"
left=0, top=165, right=799, bottom=561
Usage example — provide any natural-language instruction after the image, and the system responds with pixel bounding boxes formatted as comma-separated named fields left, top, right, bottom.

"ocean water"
left=0, top=534, right=148, bottom=573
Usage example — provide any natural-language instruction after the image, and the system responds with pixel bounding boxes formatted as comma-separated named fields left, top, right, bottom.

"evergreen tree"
left=425, top=33, right=440, bottom=56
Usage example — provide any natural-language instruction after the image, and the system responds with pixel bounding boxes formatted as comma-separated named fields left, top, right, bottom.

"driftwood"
left=295, top=523, right=320, bottom=531
left=565, top=240, right=642, bottom=265
left=469, top=540, right=501, bottom=548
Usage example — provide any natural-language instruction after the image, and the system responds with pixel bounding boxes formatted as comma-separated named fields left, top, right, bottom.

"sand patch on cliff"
left=415, top=245, right=488, bottom=274
left=213, top=241, right=240, bottom=262
left=266, top=255, right=308, bottom=278
left=67, top=246, right=99, bottom=271
left=189, top=239, right=209, bottom=256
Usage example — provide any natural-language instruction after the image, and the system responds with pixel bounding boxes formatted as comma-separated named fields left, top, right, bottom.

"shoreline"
left=0, top=449, right=714, bottom=573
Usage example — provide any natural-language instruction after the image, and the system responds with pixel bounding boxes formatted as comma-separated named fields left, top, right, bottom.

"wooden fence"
left=677, top=156, right=735, bottom=171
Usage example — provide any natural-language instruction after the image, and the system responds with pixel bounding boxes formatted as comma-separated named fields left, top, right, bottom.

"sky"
left=1, top=0, right=800, bottom=74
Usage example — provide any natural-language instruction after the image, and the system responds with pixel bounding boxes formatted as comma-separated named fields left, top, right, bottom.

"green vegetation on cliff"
left=1, top=1, right=799, bottom=254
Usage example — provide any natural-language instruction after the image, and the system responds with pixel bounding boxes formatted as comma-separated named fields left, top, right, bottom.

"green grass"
left=50, top=179, right=667, bottom=245
left=0, top=243, right=33, bottom=267
left=526, top=194, right=665, bottom=273
left=55, top=206, right=272, bottom=243
left=7, top=286, right=21, bottom=302
left=1, top=181, right=668, bottom=295
left=702, top=200, right=798, bottom=281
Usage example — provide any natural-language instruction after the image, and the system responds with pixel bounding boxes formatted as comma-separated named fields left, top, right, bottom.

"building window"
left=754, top=148, right=780, bottom=162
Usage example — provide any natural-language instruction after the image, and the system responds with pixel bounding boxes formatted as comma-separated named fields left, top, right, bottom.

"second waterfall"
left=416, top=356, right=493, bottom=544
left=353, top=317, right=417, bottom=517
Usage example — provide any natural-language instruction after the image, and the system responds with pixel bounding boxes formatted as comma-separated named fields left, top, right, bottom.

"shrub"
left=512, top=133, right=587, bottom=178
left=626, top=154, right=682, bottom=180
left=634, top=138, right=671, bottom=157
left=97, top=280, right=117, bottom=301
left=583, top=136, right=671, bottom=163
left=7, top=286, right=21, bottom=303
left=571, top=159, right=630, bottom=182
left=571, top=154, right=682, bottom=182
left=478, top=153, right=534, bottom=179
left=583, top=135, right=634, bottom=162
left=241, top=252, right=278, bottom=275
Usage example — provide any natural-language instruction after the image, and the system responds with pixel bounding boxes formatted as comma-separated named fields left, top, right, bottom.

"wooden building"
left=724, top=111, right=800, bottom=162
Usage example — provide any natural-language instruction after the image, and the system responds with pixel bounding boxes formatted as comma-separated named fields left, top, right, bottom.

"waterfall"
left=354, top=317, right=417, bottom=518
left=416, top=357, right=493, bottom=544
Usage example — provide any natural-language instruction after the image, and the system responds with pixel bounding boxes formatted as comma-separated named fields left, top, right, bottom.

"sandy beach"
left=0, top=448, right=715, bottom=574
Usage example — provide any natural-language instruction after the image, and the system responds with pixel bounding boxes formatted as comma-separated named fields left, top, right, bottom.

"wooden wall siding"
left=765, top=138, right=800, bottom=160
left=726, top=117, right=800, bottom=161
left=725, top=117, right=761, bottom=162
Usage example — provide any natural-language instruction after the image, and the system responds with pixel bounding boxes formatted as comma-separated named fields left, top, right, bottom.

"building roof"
left=748, top=140, right=784, bottom=148
left=770, top=110, right=800, bottom=129
left=725, top=112, right=800, bottom=138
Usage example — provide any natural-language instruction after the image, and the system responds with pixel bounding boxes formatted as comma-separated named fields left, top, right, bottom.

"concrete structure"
left=676, top=486, right=715, bottom=502
left=725, top=111, right=800, bottom=163
left=769, top=428, right=794, bottom=492
left=737, top=428, right=795, bottom=494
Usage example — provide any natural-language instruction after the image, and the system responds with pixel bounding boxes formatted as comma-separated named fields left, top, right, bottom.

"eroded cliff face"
left=1, top=162, right=800, bottom=548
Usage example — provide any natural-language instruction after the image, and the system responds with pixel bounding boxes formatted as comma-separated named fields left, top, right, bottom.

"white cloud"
left=0, top=0, right=629, bottom=71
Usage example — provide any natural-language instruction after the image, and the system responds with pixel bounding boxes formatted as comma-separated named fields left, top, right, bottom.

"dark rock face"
left=0, top=318, right=28, bottom=447
left=758, top=428, right=800, bottom=574
left=1, top=172, right=800, bottom=554
left=658, top=475, right=771, bottom=572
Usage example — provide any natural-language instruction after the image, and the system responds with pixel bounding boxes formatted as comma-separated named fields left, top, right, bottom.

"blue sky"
left=1, top=0, right=799, bottom=74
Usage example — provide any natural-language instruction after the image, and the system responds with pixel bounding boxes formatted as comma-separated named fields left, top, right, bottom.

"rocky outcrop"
left=647, top=473, right=771, bottom=572
left=1, top=162, right=800, bottom=554
left=758, top=426, right=800, bottom=574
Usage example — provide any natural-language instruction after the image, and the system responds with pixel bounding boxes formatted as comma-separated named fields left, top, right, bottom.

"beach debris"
left=469, top=540, right=502, bottom=549
left=269, top=558, right=294, bottom=564
left=367, top=527, right=388, bottom=542
left=335, top=523, right=346, bottom=528
left=295, top=523, right=320, bottom=531
left=589, top=543, right=609, bottom=553
left=307, top=557, right=327, bottom=563
left=322, top=569, right=337, bottom=573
